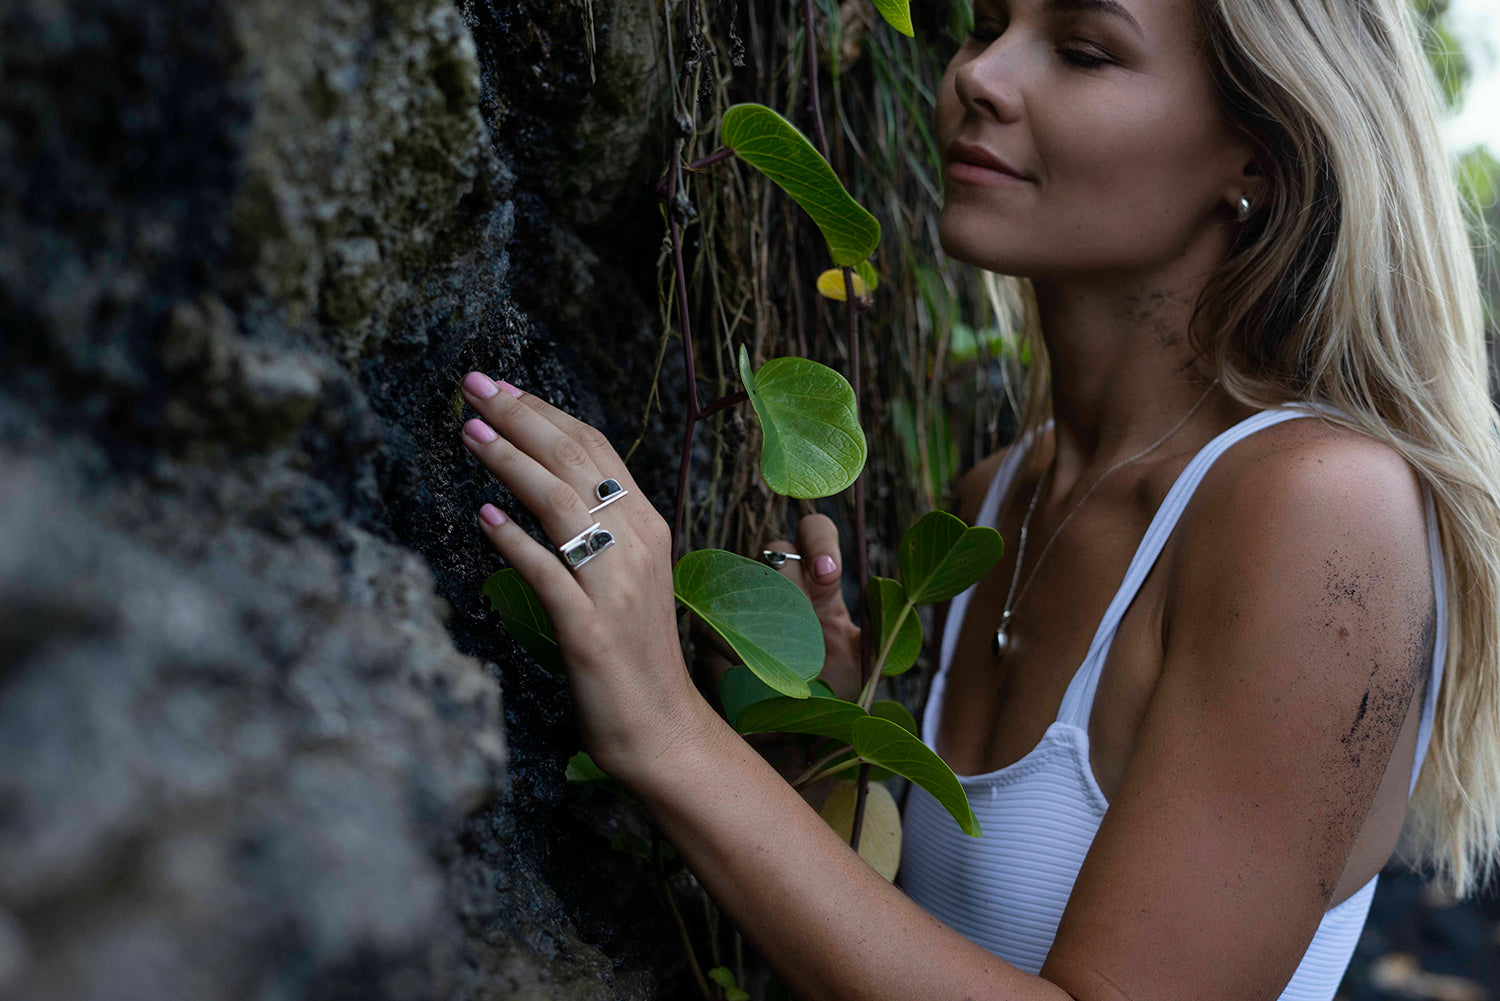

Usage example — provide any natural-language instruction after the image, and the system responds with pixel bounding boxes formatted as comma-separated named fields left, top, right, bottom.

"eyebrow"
left=1043, top=0, right=1143, bottom=35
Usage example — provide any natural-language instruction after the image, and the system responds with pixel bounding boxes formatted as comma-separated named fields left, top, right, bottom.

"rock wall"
left=0, top=0, right=682, bottom=997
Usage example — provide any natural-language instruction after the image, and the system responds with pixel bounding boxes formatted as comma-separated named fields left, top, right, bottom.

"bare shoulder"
left=949, top=445, right=1014, bottom=524
left=1166, top=412, right=1435, bottom=707
left=1173, top=415, right=1429, bottom=584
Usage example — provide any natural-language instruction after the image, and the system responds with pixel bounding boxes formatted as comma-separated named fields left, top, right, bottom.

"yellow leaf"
left=816, top=269, right=870, bottom=302
left=818, top=779, right=902, bottom=881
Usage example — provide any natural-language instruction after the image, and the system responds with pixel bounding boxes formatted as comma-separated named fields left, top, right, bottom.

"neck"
left=1030, top=271, right=1248, bottom=491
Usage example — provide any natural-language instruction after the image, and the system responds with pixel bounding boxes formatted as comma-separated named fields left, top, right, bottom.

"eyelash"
left=965, top=23, right=1116, bottom=70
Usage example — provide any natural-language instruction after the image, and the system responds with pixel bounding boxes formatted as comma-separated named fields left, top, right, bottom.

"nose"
left=951, top=38, right=1025, bottom=124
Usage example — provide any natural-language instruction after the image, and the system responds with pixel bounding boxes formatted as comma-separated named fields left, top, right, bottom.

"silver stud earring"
left=1235, top=196, right=1251, bottom=222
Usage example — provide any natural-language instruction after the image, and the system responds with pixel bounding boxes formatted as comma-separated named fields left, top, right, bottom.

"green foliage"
left=720, top=104, right=881, bottom=266
left=734, top=696, right=868, bottom=741
left=739, top=346, right=868, bottom=499
left=867, top=576, right=921, bottom=676
left=720, top=665, right=832, bottom=726
left=888, top=396, right=960, bottom=509
left=482, top=569, right=566, bottom=676
left=871, top=0, right=914, bottom=37
left=1458, top=146, right=1499, bottom=214
left=851, top=716, right=981, bottom=836
left=897, top=510, right=1006, bottom=604
left=870, top=699, right=919, bottom=735
left=674, top=549, right=826, bottom=698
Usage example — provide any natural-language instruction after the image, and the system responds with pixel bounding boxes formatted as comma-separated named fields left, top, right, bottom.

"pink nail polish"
left=497, top=379, right=523, bottom=399
left=815, top=555, right=837, bottom=579
left=464, top=418, right=498, bottom=443
left=479, top=504, right=506, bottom=527
left=463, top=372, right=500, bottom=399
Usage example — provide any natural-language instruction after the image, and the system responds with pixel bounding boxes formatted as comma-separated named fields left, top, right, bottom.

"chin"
left=938, top=203, right=1035, bottom=278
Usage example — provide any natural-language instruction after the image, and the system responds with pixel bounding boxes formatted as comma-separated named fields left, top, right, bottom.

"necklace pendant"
left=992, top=611, right=1013, bottom=660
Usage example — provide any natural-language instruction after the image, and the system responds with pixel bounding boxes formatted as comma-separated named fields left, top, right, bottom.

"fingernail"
left=814, top=555, right=837, bottom=580
left=479, top=504, right=506, bottom=527
left=463, top=372, right=499, bottom=399
left=464, top=418, right=498, bottom=443
left=497, top=379, right=523, bottom=399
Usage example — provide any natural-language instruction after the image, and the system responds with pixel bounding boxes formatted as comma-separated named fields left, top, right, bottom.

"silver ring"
left=587, top=487, right=629, bottom=515
left=761, top=549, right=801, bottom=568
left=560, top=522, right=615, bottom=569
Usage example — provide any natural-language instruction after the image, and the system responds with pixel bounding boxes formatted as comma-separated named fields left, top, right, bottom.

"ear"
left=1225, top=155, right=1268, bottom=217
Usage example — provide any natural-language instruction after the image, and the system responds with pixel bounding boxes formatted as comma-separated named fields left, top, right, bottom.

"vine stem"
left=658, top=841, right=716, bottom=1001
left=791, top=742, right=856, bottom=789
left=801, top=0, right=830, bottom=158
left=842, top=266, right=875, bottom=851
left=668, top=150, right=700, bottom=567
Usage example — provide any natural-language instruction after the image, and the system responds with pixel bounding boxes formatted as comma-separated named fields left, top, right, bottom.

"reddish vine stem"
left=843, top=267, right=875, bottom=851
left=667, top=151, right=701, bottom=567
left=699, top=389, right=748, bottom=419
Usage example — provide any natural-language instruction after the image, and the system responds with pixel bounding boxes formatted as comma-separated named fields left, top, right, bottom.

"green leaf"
left=851, top=716, right=980, bottom=836
left=888, top=397, right=960, bottom=506
left=739, top=346, right=867, bottom=499
left=871, top=699, right=919, bottom=736
left=708, top=968, right=737, bottom=990
left=854, top=259, right=880, bottom=292
left=734, top=696, right=867, bottom=741
left=565, top=750, right=608, bottom=784
left=727, top=989, right=751, bottom=1001
left=674, top=549, right=824, bottom=698
left=872, top=0, right=914, bottom=36
left=897, top=510, right=1004, bottom=605
left=868, top=576, right=921, bottom=676
left=483, top=569, right=565, bottom=675
left=718, top=665, right=781, bottom=726
left=720, top=104, right=880, bottom=266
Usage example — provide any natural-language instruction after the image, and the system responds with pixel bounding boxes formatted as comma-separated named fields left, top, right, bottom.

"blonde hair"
left=987, top=0, right=1500, bottom=897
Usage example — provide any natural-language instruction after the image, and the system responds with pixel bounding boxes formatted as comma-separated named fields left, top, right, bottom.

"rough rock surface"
left=0, top=0, right=682, bottom=997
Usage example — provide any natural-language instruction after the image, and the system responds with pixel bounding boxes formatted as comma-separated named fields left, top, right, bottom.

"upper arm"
left=1042, top=431, right=1434, bottom=1001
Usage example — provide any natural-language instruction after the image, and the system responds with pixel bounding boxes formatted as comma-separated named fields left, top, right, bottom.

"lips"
left=945, top=141, right=1035, bottom=185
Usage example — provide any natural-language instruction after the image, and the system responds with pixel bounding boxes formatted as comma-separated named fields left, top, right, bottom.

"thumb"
left=795, top=514, right=851, bottom=619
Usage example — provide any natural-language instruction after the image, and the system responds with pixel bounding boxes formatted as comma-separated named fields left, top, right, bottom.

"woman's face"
left=936, top=0, right=1250, bottom=279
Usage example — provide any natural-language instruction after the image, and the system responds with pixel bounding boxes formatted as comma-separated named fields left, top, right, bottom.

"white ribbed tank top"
left=900, top=408, right=1447, bottom=998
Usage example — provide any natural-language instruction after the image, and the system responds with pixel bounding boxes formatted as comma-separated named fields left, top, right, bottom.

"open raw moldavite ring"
left=559, top=521, right=615, bottom=570
left=587, top=478, right=628, bottom=515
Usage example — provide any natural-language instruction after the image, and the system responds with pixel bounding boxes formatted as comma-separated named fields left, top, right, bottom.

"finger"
left=477, top=502, right=587, bottom=622
left=794, top=515, right=850, bottom=617
left=462, top=418, right=602, bottom=546
left=461, top=372, right=614, bottom=500
left=762, top=538, right=807, bottom=588
left=461, top=372, right=637, bottom=498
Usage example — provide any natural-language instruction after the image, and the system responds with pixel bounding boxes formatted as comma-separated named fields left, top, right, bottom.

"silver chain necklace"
left=991, top=379, right=1221, bottom=660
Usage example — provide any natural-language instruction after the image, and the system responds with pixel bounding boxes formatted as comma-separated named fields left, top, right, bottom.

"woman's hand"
left=458, top=371, right=710, bottom=781
left=763, top=515, right=863, bottom=702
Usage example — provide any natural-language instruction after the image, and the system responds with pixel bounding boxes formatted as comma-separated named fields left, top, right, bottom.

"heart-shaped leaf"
left=483, top=569, right=566, bottom=676
left=872, top=0, right=914, bottom=36
left=897, top=510, right=1005, bottom=605
left=851, top=716, right=980, bottom=836
left=868, top=576, right=921, bottom=676
left=674, top=549, right=824, bottom=698
left=739, top=346, right=867, bottom=499
left=721, top=104, right=880, bottom=266
left=733, top=696, right=867, bottom=741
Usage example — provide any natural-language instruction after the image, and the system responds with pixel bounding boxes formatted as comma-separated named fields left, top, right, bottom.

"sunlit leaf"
left=720, top=104, right=880, bottom=266
left=868, top=576, right=921, bottom=676
left=739, top=345, right=867, bottom=499
left=872, top=0, right=914, bottom=36
left=815, top=268, right=870, bottom=302
left=897, top=510, right=1004, bottom=605
left=674, top=549, right=824, bottom=698
left=818, top=780, right=903, bottom=881
left=483, top=569, right=565, bottom=675
left=851, top=716, right=980, bottom=836
left=734, top=696, right=866, bottom=741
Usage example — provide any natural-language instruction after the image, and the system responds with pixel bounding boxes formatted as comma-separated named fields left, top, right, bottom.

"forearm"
left=622, top=700, right=1076, bottom=1001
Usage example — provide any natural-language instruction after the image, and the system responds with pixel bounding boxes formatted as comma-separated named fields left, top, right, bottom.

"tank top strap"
left=1055, top=407, right=1323, bottom=730
left=1412, top=484, right=1446, bottom=795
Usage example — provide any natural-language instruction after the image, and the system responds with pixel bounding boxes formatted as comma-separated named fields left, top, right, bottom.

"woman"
left=456, top=0, right=1500, bottom=997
